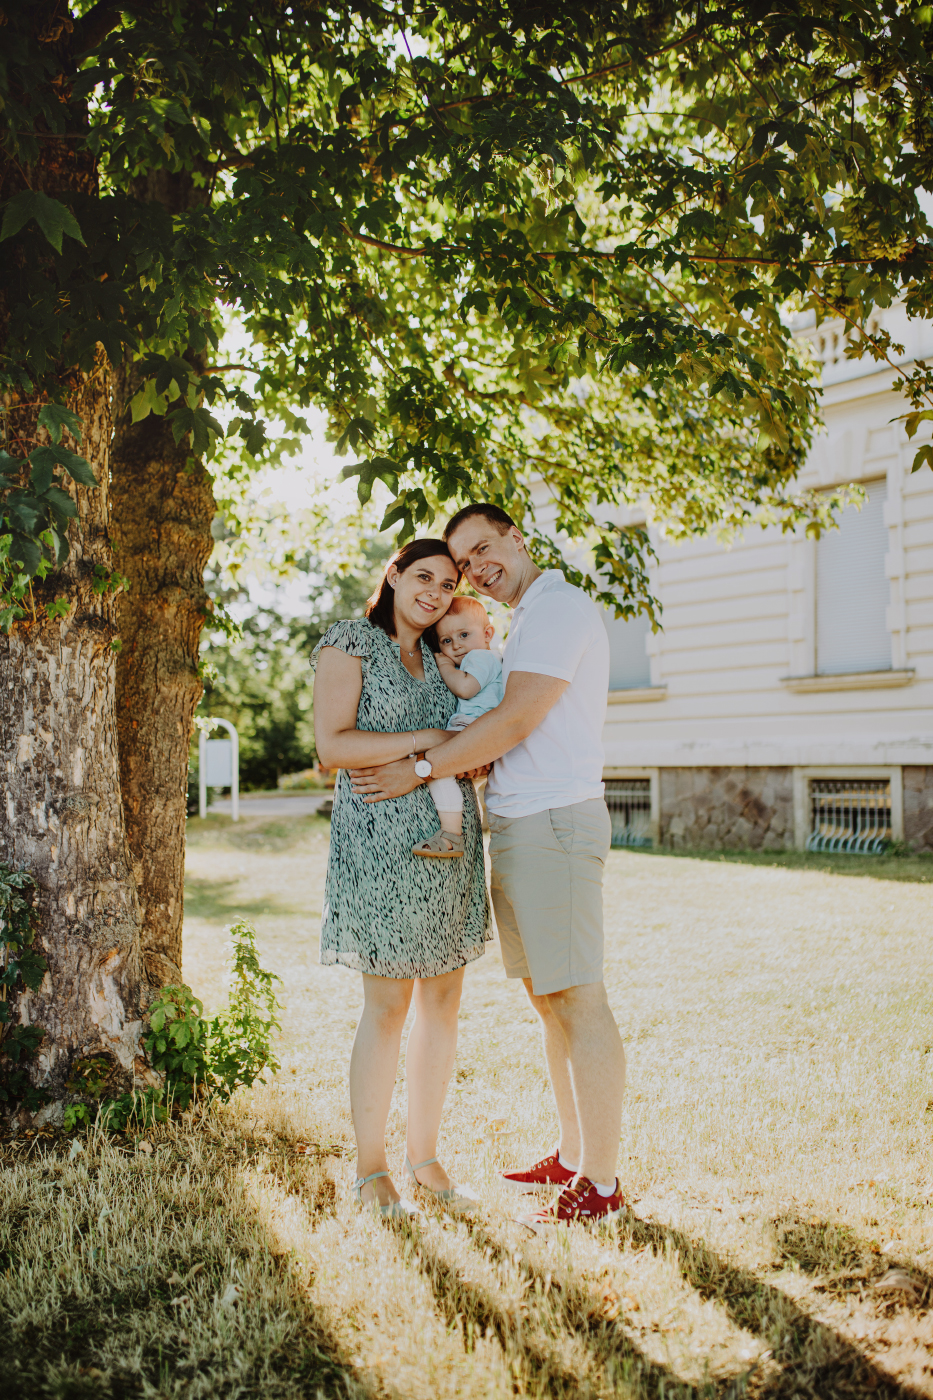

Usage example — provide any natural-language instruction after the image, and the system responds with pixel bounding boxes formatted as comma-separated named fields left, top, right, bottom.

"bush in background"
left=193, top=541, right=390, bottom=791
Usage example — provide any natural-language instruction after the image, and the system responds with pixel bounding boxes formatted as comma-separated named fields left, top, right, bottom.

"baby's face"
left=437, top=613, right=491, bottom=662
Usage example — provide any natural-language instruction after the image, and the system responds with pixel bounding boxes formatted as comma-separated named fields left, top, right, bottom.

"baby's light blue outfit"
left=447, top=649, right=504, bottom=727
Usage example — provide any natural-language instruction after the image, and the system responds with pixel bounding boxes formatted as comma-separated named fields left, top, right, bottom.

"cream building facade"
left=541, top=307, right=933, bottom=854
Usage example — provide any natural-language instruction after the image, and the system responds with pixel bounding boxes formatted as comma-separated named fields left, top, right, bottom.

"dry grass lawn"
left=1, top=810, right=931, bottom=1399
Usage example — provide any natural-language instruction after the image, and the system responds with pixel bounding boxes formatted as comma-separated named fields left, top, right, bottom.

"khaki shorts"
left=487, top=798, right=611, bottom=996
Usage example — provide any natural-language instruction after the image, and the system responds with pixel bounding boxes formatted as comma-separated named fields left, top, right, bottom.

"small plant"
left=210, top=919, right=282, bottom=1098
left=143, top=920, right=282, bottom=1104
left=63, top=920, right=282, bottom=1132
left=145, top=984, right=212, bottom=1109
left=0, top=864, right=48, bottom=1112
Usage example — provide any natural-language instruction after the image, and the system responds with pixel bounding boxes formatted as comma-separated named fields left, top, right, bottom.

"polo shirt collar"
left=514, top=569, right=563, bottom=614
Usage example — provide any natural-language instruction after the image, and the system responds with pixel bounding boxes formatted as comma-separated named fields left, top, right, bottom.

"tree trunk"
left=110, top=167, right=216, bottom=983
left=110, top=371, right=215, bottom=984
left=0, top=356, right=148, bottom=1113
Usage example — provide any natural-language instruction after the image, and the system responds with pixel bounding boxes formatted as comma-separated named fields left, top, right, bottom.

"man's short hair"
left=443, top=502, right=517, bottom=542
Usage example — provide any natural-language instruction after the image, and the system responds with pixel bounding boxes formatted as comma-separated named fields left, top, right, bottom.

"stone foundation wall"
left=658, top=767, right=794, bottom=851
left=903, top=766, right=933, bottom=852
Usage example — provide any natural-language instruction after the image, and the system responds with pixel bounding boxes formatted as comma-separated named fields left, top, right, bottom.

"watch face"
left=414, top=759, right=432, bottom=778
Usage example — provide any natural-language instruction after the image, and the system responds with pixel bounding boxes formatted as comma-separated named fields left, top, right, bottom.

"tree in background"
left=4, top=0, right=933, bottom=1105
left=197, top=540, right=390, bottom=792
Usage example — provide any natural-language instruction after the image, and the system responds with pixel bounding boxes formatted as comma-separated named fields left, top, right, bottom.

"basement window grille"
left=605, top=779, right=652, bottom=848
left=807, top=779, right=892, bottom=854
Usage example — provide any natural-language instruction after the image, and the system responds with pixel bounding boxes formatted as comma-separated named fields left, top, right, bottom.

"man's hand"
left=350, top=757, right=422, bottom=802
left=349, top=758, right=492, bottom=801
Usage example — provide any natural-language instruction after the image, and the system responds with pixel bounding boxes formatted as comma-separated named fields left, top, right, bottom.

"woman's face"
left=388, top=554, right=459, bottom=634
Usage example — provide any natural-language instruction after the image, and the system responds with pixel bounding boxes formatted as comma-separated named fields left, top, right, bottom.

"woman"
left=311, top=538, right=491, bottom=1217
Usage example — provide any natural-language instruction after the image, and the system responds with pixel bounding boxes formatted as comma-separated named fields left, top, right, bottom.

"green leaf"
left=0, top=190, right=85, bottom=255
left=9, top=534, right=41, bottom=576
left=0, top=451, right=22, bottom=484
left=38, top=404, right=82, bottom=445
left=51, top=445, right=97, bottom=489
left=16, top=948, right=48, bottom=992
left=29, top=450, right=55, bottom=495
left=45, top=486, right=78, bottom=519
left=910, top=443, right=933, bottom=473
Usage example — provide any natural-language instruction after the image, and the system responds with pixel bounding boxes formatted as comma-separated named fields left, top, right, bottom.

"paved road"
left=207, top=793, right=332, bottom=817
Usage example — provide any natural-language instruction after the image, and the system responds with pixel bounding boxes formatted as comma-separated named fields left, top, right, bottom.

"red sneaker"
left=501, top=1150, right=576, bottom=1195
left=517, top=1176, right=627, bottom=1230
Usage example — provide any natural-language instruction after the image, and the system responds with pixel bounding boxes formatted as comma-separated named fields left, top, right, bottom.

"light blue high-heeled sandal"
left=353, top=1169, right=420, bottom=1220
left=406, top=1156, right=479, bottom=1213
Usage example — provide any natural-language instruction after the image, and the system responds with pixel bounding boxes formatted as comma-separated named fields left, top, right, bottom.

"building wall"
left=533, top=307, right=933, bottom=853
left=903, top=767, right=933, bottom=853
left=658, top=767, right=793, bottom=851
left=600, top=375, right=933, bottom=773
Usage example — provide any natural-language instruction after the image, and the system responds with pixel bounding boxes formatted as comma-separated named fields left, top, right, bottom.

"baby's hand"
left=435, top=652, right=457, bottom=673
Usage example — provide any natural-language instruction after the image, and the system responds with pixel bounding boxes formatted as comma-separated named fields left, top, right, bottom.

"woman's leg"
left=350, top=974, right=414, bottom=1206
left=405, top=965, right=465, bottom=1192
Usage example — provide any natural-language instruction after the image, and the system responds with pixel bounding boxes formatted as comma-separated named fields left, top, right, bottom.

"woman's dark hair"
left=365, top=538, right=460, bottom=639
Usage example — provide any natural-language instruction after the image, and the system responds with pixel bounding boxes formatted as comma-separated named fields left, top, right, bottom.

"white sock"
left=595, top=1179, right=617, bottom=1197
left=557, top=1150, right=578, bottom=1172
left=428, top=776, right=463, bottom=815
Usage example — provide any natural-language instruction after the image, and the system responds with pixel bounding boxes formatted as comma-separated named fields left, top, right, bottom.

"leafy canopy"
left=3, top=0, right=933, bottom=613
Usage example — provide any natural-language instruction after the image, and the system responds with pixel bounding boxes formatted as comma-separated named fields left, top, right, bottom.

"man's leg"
left=523, top=977, right=581, bottom=1166
left=530, top=980, right=625, bottom=1188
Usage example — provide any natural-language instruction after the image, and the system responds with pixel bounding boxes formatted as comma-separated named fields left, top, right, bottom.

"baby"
left=413, top=596, right=503, bottom=858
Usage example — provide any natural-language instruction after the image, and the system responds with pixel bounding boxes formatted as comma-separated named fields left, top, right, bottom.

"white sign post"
left=198, top=718, right=240, bottom=821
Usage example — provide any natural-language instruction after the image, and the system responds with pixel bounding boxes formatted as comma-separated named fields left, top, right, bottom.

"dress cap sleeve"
left=310, top=618, right=372, bottom=673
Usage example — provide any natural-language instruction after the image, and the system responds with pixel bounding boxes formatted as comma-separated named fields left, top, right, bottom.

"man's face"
left=437, top=612, right=491, bottom=662
left=446, top=521, right=526, bottom=605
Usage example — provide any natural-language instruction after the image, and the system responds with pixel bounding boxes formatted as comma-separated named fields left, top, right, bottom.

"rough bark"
left=109, top=162, right=216, bottom=983
left=110, top=370, right=215, bottom=982
left=0, top=357, right=148, bottom=1113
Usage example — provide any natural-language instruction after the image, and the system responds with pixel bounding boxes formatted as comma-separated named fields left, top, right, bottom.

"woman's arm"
left=434, top=652, right=481, bottom=700
left=313, top=646, right=451, bottom=768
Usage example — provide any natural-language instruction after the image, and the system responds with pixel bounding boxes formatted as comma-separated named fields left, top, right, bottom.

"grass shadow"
left=635, top=847, right=933, bottom=885
left=625, top=1213, right=929, bottom=1399
left=183, top=876, right=302, bottom=922
left=0, top=1126, right=374, bottom=1400
left=224, top=818, right=323, bottom=853
left=440, top=1218, right=744, bottom=1400
left=772, top=1213, right=933, bottom=1308
left=185, top=814, right=325, bottom=852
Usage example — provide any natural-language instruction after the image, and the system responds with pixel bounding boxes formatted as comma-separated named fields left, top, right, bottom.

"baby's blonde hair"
left=444, top=595, right=489, bottom=624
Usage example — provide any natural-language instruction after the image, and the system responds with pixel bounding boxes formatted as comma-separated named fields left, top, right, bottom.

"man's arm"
left=349, top=671, right=568, bottom=801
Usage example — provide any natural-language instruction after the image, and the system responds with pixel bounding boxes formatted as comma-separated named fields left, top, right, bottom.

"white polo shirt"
left=484, top=570, right=609, bottom=819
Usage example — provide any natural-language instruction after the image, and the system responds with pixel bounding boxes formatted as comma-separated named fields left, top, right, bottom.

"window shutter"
left=603, top=609, right=651, bottom=689
left=816, top=479, right=891, bottom=675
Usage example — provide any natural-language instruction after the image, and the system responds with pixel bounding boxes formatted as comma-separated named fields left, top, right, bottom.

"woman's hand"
left=350, top=758, right=422, bottom=801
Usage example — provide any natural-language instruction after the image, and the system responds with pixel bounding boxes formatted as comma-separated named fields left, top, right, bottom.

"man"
left=350, top=503, right=626, bottom=1225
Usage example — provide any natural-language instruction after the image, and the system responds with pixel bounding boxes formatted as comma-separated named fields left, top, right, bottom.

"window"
left=605, top=779, right=652, bottom=847
left=808, top=778, right=891, bottom=854
left=602, top=609, right=651, bottom=690
left=816, top=479, right=891, bottom=674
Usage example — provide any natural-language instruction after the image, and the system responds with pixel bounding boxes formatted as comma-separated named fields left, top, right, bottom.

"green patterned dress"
left=311, top=617, right=491, bottom=978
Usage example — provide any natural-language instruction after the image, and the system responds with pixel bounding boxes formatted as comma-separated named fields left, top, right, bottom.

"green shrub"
left=65, top=919, right=282, bottom=1132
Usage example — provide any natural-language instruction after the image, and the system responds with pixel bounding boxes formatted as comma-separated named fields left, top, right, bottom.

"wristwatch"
left=414, top=757, right=433, bottom=780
